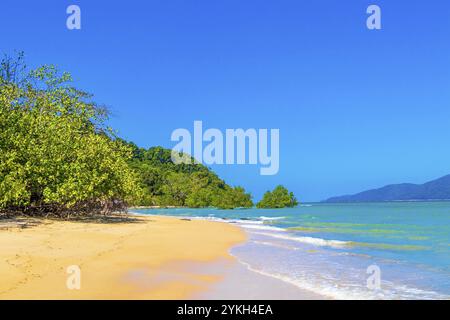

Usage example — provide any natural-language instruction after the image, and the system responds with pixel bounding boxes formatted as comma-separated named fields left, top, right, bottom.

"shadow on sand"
left=0, top=213, right=153, bottom=230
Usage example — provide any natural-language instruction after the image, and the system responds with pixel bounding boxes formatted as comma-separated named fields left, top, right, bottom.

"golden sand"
left=0, top=215, right=246, bottom=299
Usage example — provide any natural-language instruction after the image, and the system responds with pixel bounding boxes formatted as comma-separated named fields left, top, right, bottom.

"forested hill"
left=123, top=142, right=253, bottom=209
left=324, top=174, right=450, bottom=203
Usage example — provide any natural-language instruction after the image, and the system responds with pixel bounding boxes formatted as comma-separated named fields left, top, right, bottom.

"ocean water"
left=132, top=202, right=450, bottom=299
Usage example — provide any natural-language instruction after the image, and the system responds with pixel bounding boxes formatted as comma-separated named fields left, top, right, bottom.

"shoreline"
left=128, top=210, right=327, bottom=299
left=0, top=215, right=246, bottom=299
left=133, top=206, right=450, bottom=300
left=1, top=211, right=328, bottom=300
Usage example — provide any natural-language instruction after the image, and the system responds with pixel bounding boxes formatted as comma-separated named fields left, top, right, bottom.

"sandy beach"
left=0, top=214, right=327, bottom=300
left=0, top=215, right=247, bottom=299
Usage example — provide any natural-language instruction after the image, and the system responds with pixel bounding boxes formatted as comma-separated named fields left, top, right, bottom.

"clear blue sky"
left=1, top=0, right=449, bottom=201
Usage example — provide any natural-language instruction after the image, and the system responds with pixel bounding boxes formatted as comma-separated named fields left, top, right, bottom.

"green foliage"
left=213, top=186, right=253, bottom=209
left=256, top=185, right=298, bottom=208
left=125, top=143, right=254, bottom=209
left=0, top=54, right=141, bottom=216
left=0, top=53, right=256, bottom=215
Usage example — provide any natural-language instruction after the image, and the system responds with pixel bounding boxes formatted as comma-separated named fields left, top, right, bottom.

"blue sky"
left=1, top=1, right=449, bottom=201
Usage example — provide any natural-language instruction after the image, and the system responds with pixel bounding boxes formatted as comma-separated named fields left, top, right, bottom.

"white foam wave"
left=252, top=232, right=349, bottom=248
left=259, top=216, right=285, bottom=221
left=232, top=219, right=264, bottom=225
left=233, top=255, right=449, bottom=300
left=251, top=240, right=298, bottom=250
left=240, top=225, right=286, bottom=232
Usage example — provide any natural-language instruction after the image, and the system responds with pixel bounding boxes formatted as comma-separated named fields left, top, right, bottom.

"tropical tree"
left=124, top=141, right=254, bottom=209
left=0, top=53, right=141, bottom=217
left=213, top=186, right=253, bottom=209
left=256, top=185, right=298, bottom=208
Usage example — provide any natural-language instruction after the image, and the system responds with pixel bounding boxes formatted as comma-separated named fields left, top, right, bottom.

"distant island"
left=324, top=174, right=450, bottom=203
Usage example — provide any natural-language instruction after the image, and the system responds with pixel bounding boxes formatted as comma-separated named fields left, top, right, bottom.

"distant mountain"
left=324, top=174, right=450, bottom=203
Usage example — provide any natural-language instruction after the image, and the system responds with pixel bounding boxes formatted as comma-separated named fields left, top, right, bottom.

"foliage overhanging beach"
left=0, top=54, right=301, bottom=217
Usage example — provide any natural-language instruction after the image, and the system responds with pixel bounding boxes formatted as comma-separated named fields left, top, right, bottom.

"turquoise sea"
left=133, top=202, right=450, bottom=299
